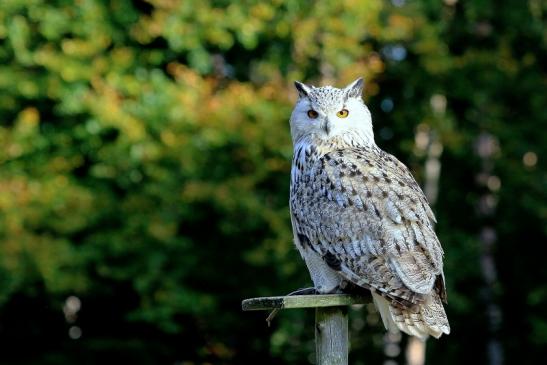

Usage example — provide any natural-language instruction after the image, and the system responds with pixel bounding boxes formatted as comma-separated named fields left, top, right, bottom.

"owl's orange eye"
left=307, top=110, right=319, bottom=119
left=337, top=109, right=349, bottom=118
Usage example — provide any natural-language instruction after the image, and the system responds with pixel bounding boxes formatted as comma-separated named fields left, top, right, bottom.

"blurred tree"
left=0, top=0, right=545, bottom=364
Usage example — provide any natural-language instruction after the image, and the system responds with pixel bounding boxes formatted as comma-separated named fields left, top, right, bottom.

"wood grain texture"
left=315, top=307, right=348, bottom=365
left=241, top=294, right=368, bottom=311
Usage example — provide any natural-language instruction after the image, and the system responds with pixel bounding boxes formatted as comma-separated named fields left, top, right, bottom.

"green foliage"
left=0, top=0, right=545, bottom=364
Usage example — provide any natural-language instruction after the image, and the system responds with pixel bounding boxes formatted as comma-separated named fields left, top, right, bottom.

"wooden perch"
left=242, top=294, right=369, bottom=365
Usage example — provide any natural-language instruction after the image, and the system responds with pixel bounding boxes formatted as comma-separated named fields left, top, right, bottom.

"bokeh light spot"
left=523, top=151, right=537, bottom=167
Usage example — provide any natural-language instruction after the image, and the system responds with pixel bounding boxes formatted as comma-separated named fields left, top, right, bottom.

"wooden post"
left=242, top=294, right=367, bottom=364
left=315, top=306, right=348, bottom=365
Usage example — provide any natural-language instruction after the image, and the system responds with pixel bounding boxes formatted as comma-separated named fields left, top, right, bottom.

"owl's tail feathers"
left=372, top=292, right=450, bottom=340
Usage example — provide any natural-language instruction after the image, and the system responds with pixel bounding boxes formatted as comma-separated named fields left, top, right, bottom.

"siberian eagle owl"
left=289, top=78, right=450, bottom=339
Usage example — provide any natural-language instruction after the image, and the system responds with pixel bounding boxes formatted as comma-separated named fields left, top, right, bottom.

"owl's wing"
left=291, top=147, right=446, bottom=306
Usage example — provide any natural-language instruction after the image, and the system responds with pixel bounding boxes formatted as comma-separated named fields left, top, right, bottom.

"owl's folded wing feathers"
left=291, top=147, right=446, bottom=306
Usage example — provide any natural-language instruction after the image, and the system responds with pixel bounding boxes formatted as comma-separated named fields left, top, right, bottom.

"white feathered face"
left=289, top=78, right=374, bottom=145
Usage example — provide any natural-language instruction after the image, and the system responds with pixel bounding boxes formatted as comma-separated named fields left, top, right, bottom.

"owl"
left=289, top=78, right=450, bottom=339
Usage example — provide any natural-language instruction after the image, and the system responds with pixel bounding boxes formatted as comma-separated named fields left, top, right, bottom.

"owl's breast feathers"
left=290, top=146, right=447, bottom=307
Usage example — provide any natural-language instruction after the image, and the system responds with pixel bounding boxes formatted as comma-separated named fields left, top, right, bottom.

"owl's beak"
left=321, top=119, right=332, bottom=136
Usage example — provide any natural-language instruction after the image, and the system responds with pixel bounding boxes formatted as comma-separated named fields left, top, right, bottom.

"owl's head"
left=289, top=78, right=374, bottom=147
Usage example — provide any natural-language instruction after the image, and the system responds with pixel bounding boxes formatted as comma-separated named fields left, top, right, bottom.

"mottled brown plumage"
left=289, top=78, right=450, bottom=339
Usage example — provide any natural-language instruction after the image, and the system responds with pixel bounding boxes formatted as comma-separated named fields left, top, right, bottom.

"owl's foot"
left=316, top=285, right=345, bottom=294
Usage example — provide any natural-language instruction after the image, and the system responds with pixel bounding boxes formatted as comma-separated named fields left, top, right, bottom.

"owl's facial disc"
left=296, top=89, right=363, bottom=139
left=290, top=78, right=375, bottom=146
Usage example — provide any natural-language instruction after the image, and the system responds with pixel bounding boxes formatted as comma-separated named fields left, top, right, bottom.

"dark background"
left=0, top=0, right=545, bottom=364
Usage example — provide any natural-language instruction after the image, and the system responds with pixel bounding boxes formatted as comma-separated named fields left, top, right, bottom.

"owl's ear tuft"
left=344, top=77, right=364, bottom=99
left=294, top=81, right=312, bottom=98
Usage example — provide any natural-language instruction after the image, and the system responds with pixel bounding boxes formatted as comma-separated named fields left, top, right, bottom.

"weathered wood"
left=241, top=294, right=368, bottom=311
left=316, top=307, right=348, bottom=365
left=242, top=294, right=369, bottom=365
